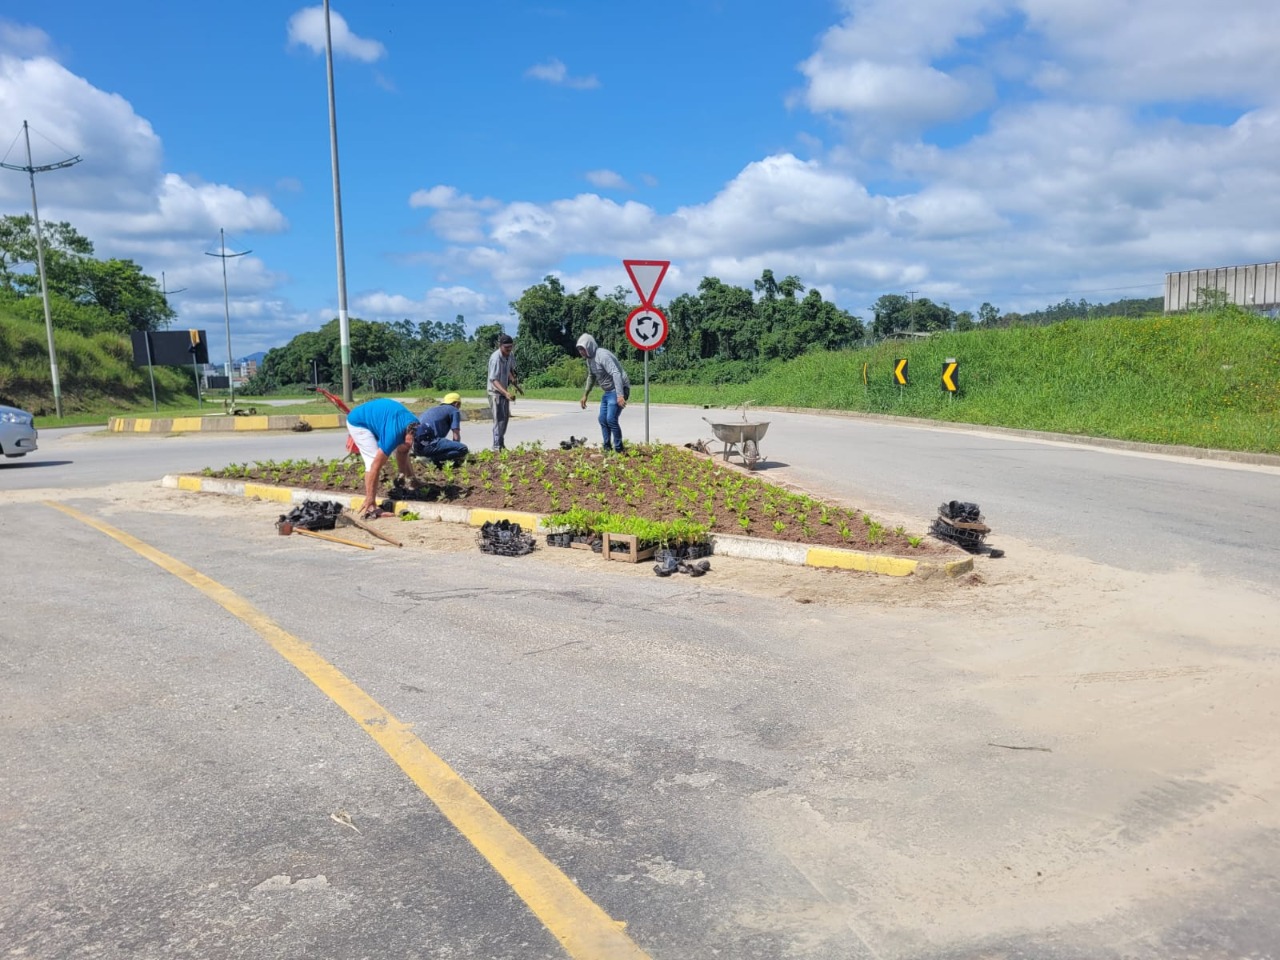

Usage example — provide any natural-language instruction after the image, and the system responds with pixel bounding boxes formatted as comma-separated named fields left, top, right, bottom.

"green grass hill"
left=0, top=309, right=193, bottom=415
left=662, top=307, right=1278, bottom=454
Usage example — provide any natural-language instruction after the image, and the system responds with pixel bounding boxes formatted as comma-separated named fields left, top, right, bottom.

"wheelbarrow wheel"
left=742, top=439, right=760, bottom=469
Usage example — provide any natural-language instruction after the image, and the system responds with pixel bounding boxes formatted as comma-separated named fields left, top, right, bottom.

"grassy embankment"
left=4, top=307, right=1277, bottom=453
left=544, top=308, right=1279, bottom=454
left=0, top=310, right=404, bottom=425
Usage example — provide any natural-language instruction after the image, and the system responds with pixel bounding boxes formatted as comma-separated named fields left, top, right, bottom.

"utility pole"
left=906, top=290, right=917, bottom=332
left=205, top=229, right=250, bottom=411
left=323, top=0, right=353, bottom=404
left=0, top=121, right=82, bottom=419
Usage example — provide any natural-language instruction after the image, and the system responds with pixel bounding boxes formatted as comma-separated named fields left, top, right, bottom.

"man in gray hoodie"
left=576, top=333, right=631, bottom=453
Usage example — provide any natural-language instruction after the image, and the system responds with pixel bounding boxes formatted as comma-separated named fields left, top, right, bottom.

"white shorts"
left=346, top=424, right=381, bottom=472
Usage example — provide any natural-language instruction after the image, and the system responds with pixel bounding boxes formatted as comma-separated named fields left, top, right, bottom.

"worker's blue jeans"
left=416, top=437, right=468, bottom=466
left=598, top=390, right=624, bottom=452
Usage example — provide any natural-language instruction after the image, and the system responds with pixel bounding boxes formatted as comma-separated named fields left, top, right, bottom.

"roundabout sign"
left=625, top=305, right=668, bottom=351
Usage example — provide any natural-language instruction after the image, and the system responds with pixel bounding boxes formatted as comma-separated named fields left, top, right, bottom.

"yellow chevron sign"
left=942, top=359, right=959, bottom=393
left=893, top=358, right=909, bottom=385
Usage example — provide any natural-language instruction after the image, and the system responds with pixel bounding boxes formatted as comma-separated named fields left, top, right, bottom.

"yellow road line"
left=44, top=501, right=649, bottom=960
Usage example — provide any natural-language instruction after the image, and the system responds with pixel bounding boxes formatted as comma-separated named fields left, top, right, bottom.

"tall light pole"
left=205, top=229, right=249, bottom=410
left=323, top=0, right=353, bottom=403
left=0, top=121, right=82, bottom=419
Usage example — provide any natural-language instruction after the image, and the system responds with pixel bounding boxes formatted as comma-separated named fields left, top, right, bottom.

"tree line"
left=0, top=215, right=174, bottom=335
left=1, top=213, right=1167, bottom=398
left=251, top=275, right=1166, bottom=395
left=247, top=268, right=866, bottom=393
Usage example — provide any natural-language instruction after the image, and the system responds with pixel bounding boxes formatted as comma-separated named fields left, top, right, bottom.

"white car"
left=0, top=404, right=38, bottom=458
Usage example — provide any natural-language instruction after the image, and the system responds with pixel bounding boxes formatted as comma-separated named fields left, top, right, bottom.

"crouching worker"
left=577, top=333, right=631, bottom=453
left=415, top=392, right=469, bottom=467
left=345, top=397, right=423, bottom=518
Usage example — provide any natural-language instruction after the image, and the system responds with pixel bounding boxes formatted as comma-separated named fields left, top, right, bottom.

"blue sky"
left=2, top=1, right=1278, bottom=364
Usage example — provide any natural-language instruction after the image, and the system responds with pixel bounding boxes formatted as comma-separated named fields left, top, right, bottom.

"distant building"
left=1164, top=260, right=1279, bottom=313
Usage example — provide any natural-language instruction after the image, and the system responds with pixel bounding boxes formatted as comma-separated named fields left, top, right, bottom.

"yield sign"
left=623, top=259, right=669, bottom=306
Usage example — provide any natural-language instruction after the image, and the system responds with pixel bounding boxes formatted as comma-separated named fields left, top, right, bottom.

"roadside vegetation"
left=1, top=212, right=1275, bottom=453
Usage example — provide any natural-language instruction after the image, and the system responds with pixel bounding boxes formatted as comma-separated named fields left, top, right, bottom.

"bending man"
left=345, top=397, right=422, bottom=517
left=577, top=333, right=631, bottom=453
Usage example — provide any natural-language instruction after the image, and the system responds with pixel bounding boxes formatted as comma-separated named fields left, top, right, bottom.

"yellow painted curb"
left=109, top=413, right=346, bottom=433
left=468, top=508, right=542, bottom=530
left=244, top=482, right=294, bottom=503
left=805, top=547, right=920, bottom=577
left=940, top=557, right=975, bottom=577
left=171, top=476, right=971, bottom=580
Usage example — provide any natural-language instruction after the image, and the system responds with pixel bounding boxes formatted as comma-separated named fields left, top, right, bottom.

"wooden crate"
left=602, top=532, right=656, bottom=563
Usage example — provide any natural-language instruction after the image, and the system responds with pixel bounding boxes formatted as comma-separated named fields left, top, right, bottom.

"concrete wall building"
left=1164, top=260, right=1280, bottom=313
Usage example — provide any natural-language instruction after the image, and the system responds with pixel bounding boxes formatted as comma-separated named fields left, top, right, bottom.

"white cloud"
left=409, top=186, right=500, bottom=244
left=286, top=6, right=386, bottom=63
left=1019, top=0, right=1280, bottom=103
left=797, top=0, right=999, bottom=130
left=802, top=59, right=989, bottom=124
left=0, top=54, right=286, bottom=243
left=524, top=58, right=600, bottom=90
left=585, top=169, right=629, bottom=190
left=352, top=286, right=492, bottom=324
left=0, top=19, right=51, bottom=57
left=0, top=43, right=290, bottom=363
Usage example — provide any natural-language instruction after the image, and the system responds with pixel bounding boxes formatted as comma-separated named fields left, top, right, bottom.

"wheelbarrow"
left=701, top=415, right=770, bottom=470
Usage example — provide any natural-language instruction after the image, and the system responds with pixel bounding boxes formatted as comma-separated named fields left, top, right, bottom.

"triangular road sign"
left=623, top=259, right=669, bottom=306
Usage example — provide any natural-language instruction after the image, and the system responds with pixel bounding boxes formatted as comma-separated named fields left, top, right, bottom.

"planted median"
left=201, top=443, right=940, bottom=555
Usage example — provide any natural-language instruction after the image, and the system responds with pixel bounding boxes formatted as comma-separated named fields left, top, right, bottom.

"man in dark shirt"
left=414, top=392, right=469, bottom=467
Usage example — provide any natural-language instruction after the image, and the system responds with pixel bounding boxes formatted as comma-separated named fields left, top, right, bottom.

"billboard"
left=131, top=329, right=210, bottom=367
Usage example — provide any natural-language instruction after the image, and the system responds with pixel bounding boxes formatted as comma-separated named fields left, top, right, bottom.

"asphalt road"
left=7, top=400, right=1280, bottom=589
left=3, top=404, right=1278, bottom=959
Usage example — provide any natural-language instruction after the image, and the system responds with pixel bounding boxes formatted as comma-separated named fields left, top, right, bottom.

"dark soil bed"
left=202, top=443, right=945, bottom=555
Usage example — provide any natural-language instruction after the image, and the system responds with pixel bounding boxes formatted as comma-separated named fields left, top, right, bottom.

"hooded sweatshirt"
left=576, top=334, right=630, bottom=398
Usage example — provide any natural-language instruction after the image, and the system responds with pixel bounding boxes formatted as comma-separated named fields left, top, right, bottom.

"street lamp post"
left=0, top=121, right=82, bottom=418
left=205, top=229, right=250, bottom=411
left=323, top=0, right=353, bottom=404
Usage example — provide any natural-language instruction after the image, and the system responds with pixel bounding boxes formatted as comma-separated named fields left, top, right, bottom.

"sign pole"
left=644, top=350, right=650, bottom=443
left=143, top=332, right=158, bottom=412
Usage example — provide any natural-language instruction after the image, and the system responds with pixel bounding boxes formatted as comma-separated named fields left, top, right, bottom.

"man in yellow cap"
left=414, top=392, right=469, bottom=466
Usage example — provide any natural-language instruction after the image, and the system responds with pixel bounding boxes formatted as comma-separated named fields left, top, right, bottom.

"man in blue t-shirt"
left=345, top=398, right=423, bottom=517
left=414, top=393, right=469, bottom=467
